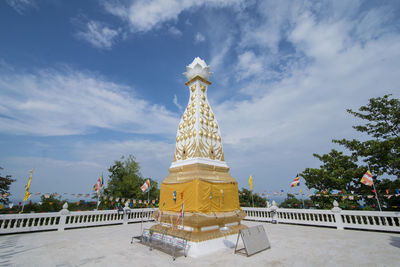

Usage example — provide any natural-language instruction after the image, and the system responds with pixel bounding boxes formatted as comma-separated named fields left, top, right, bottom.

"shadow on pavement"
left=389, top=236, right=400, bottom=248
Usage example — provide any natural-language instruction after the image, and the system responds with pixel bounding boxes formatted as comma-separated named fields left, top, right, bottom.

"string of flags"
left=242, top=189, right=400, bottom=199
left=241, top=171, right=400, bottom=200
left=0, top=192, right=159, bottom=204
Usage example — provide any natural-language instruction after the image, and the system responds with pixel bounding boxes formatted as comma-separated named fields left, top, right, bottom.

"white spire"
left=171, top=57, right=226, bottom=169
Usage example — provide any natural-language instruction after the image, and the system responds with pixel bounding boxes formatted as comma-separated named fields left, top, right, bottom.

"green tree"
left=0, top=167, right=15, bottom=205
left=239, top=188, right=268, bottom=207
left=103, top=155, right=159, bottom=204
left=301, top=95, right=400, bottom=210
left=300, top=150, right=366, bottom=209
left=334, top=94, right=400, bottom=178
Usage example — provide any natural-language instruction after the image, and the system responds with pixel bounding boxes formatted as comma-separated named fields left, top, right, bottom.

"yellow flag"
left=249, top=175, right=253, bottom=191
left=23, top=169, right=33, bottom=202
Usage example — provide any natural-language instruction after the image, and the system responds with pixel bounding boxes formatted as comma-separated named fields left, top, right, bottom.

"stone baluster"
left=331, top=200, right=343, bottom=230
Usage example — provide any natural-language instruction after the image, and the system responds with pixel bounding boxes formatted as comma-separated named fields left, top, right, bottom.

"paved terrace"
left=1, top=221, right=399, bottom=267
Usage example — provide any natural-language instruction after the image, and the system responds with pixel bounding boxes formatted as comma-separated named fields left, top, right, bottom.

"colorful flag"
left=249, top=175, right=253, bottom=191
left=141, top=179, right=150, bottom=192
left=291, top=175, right=300, bottom=187
left=23, top=169, right=34, bottom=202
left=93, top=175, right=104, bottom=195
left=360, top=170, right=373, bottom=186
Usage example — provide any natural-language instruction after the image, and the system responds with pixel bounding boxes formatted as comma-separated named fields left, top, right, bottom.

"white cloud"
left=194, top=32, right=205, bottom=43
left=0, top=65, right=178, bottom=136
left=76, top=20, right=121, bottom=50
left=4, top=138, right=174, bottom=200
left=208, top=1, right=400, bottom=189
left=168, top=26, right=182, bottom=37
left=6, top=0, right=36, bottom=14
left=102, top=0, right=244, bottom=32
left=76, top=139, right=174, bottom=179
left=236, top=51, right=264, bottom=80
left=4, top=0, right=400, bottom=197
left=173, top=94, right=183, bottom=111
left=4, top=156, right=101, bottom=200
left=238, top=1, right=301, bottom=53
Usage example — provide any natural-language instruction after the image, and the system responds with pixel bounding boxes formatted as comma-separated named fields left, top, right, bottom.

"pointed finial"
left=183, top=57, right=213, bottom=81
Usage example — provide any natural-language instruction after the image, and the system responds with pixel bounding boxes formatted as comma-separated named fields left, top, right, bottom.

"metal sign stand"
left=235, top=225, right=271, bottom=257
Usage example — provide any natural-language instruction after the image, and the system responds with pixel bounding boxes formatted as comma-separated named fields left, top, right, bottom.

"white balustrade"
left=0, top=207, right=156, bottom=234
left=242, top=201, right=400, bottom=232
left=2, top=202, right=400, bottom=235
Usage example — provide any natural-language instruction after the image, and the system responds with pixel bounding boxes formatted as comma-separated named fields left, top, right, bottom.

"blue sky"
left=1, top=0, right=400, bottom=202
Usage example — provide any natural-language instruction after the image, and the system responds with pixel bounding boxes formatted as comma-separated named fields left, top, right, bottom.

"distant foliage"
left=0, top=167, right=16, bottom=205
left=103, top=155, right=159, bottom=202
left=279, top=194, right=312, bottom=209
left=239, top=188, right=268, bottom=207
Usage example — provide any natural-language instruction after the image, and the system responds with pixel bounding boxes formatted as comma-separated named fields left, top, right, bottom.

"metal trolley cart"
left=137, top=229, right=188, bottom=260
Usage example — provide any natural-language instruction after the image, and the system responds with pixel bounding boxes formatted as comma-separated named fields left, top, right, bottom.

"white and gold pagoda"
left=153, top=57, right=246, bottom=242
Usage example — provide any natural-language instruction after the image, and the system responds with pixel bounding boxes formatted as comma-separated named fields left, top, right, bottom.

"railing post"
left=331, top=200, right=343, bottom=230
left=271, top=201, right=278, bottom=224
left=58, top=202, right=69, bottom=231
left=123, top=202, right=131, bottom=225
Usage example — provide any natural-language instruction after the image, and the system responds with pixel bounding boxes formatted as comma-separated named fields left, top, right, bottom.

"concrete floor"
left=0, top=221, right=399, bottom=266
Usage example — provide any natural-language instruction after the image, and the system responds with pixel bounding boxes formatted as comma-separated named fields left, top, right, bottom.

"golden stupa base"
left=151, top=209, right=247, bottom=242
left=150, top=223, right=247, bottom=242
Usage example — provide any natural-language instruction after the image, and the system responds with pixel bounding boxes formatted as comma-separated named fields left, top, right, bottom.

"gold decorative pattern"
left=185, top=75, right=211, bottom=86
left=173, top=79, right=225, bottom=162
